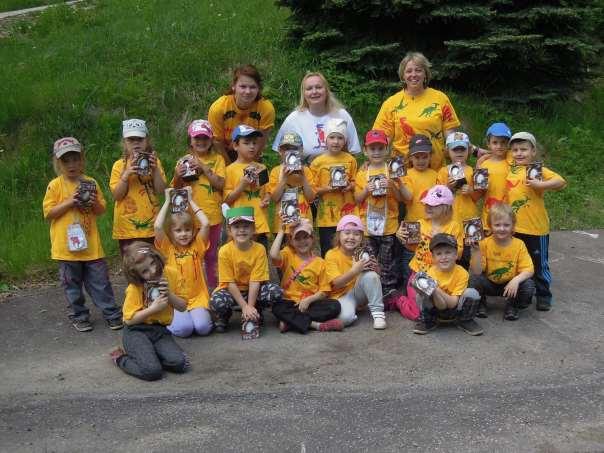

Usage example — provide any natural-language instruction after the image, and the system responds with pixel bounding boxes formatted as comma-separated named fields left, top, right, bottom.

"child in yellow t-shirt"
left=223, top=125, right=271, bottom=250
left=43, top=137, right=122, bottom=333
left=154, top=187, right=213, bottom=337
left=355, top=129, right=411, bottom=298
left=412, top=233, right=483, bottom=336
left=209, top=207, right=283, bottom=333
left=172, top=120, right=225, bottom=290
left=109, top=241, right=188, bottom=381
left=269, top=219, right=343, bottom=334
left=505, top=132, right=566, bottom=311
left=267, top=132, right=315, bottom=231
left=401, top=134, right=439, bottom=222
left=310, top=118, right=358, bottom=256
left=469, top=203, right=535, bottom=320
left=110, top=119, right=167, bottom=255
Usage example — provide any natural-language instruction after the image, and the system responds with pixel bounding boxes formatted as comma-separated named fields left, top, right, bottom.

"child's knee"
left=169, top=323, right=194, bottom=338
left=139, top=363, right=164, bottom=381
left=192, top=311, right=213, bottom=336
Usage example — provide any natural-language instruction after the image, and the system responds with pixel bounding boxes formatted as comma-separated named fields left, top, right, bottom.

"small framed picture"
left=403, top=221, right=421, bottom=244
left=526, top=161, right=543, bottom=181
left=170, top=189, right=189, bottom=213
left=463, top=217, right=485, bottom=245
left=410, top=271, right=437, bottom=296
left=369, top=174, right=388, bottom=196
left=178, top=154, right=199, bottom=182
left=353, top=245, right=374, bottom=262
left=241, top=320, right=260, bottom=340
left=284, top=149, right=302, bottom=172
left=280, top=199, right=300, bottom=224
left=329, top=166, right=348, bottom=188
left=135, top=152, right=152, bottom=177
left=473, top=168, right=489, bottom=190
left=244, top=165, right=259, bottom=186
left=448, top=163, right=467, bottom=190
left=388, top=156, right=406, bottom=178
left=76, top=180, right=96, bottom=208
left=143, top=281, right=163, bottom=307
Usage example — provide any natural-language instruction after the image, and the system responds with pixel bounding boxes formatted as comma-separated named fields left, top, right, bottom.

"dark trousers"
left=400, top=246, right=415, bottom=293
left=59, top=259, right=121, bottom=322
left=318, top=227, right=337, bottom=258
left=118, top=324, right=187, bottom=381
left=367, top=234, right=398, bottom=294
left=272, top=299, right=341, bottom=333
left=457, top=245, right=471, bottom=270
left=469, top=273, right=535, bottom=307
left=515, top=232, right=552, bottom=303
left=210, top=282, right=283, bottom=322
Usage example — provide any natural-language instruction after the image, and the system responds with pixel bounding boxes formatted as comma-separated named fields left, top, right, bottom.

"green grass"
left=0, top=0, right=63, bottom=13
left=0, top=0, right=602, bottom=280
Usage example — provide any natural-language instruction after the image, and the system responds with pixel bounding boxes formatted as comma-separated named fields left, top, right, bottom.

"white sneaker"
left=373, top=317, right=387, bottom=330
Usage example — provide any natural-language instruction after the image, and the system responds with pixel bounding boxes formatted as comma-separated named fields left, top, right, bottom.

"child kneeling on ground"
left=413, top=233, right=483, bottom=336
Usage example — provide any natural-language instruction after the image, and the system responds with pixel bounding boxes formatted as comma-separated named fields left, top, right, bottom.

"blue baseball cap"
left=231, top=124, right=263, bottom=142
left=486, top=122, right=512, bottom=139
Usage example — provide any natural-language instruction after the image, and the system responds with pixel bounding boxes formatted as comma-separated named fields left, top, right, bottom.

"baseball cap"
left=421, top=185, right=454, bottom=206
left=188, top=120, right=213, bottom=138
left=336, top=214, right=364, bottom=232
left=429, top=233, right=458, bottom=251
left=231, top=124, right=263, bottom=142
left=226, top=206, right=255, bottom=224
left=291, top=219, right=314, bottom=237
left=365, top=129, right=388, bottom=146
left=279, top=132, right=303, bottom=149
left=53, top=137, right=82, bottom=158
left=445, top=131, right=470, bottom=150
left=409, top=134, right=432, bottom=155
left=486, top=122, right=512, bottom=139
left=122, top=119, right=148, bottom=138
left=509, top=132, right=536, bottom=148
left=325, top=118, right=348, bottom=139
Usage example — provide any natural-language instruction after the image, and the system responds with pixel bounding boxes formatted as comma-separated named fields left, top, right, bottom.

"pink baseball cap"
left=188, top=120, right=213, bottom=138
left=421, top=185, right=454, bottom=206
left=291, top=219, right=314, bottom=237
left=336, top=214, right=364, bottom=232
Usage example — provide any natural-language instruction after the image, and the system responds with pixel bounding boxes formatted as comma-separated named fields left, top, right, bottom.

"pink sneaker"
left=319, top=319, right=344, bottom=332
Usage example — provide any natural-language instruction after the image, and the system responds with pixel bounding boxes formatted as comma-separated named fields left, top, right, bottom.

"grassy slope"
left=0, top=0, right=602, bottom=279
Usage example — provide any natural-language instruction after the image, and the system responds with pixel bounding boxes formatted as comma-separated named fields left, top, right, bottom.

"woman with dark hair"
left=208, top=64, right=275, bottom=163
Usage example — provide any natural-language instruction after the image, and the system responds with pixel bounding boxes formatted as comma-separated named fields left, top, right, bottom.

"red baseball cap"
left=365, top=129, right=388, bottom=146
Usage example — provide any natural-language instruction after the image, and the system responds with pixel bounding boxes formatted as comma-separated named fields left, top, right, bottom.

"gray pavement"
left=0, top=230, right=603, bottom=452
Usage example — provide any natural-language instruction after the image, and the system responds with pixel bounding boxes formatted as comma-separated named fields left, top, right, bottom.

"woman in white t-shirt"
left=272, top=72, right=361, bottom=163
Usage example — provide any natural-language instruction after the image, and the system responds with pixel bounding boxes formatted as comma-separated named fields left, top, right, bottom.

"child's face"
left=364, top=143, right=388, bottom=164
left=232, top=75, right=259, bottom=110
left=511, top=140, right=536, bottom=165
left=424, top=204, right=448, bottom=220
left=133, top=255, right=162, bottom=281
left=170, top=222, right=194, bottom=248
left=339, top=229, right=363, bottom=253
left=291, top=231, right=314, bottom=255
left=326, top=133, right=346, bottom=155
left=409, top=152, right=430, bottom=170
left=448, top=146, right=468, bottom=164
left=233, top=136, right=258, bottom=162
left=190, top=136, right=212, bottom=155
left=490, top=215, right=514, bottom=242
left=229, top=221, right=255, bottom=245
left=279, top=145, right=300, bottom=161
left=487, top=136, right=509, bottom=159
left=59, top=152, right=83, bottom=179
left=432, top=246, right=457, bottom=272
left=124, top=136, right=148, bottom=156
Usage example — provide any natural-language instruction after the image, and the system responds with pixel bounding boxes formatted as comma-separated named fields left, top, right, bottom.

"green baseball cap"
left=226, top=206, right=255, bottom=224
left=279, top=132, right=303, bottom=149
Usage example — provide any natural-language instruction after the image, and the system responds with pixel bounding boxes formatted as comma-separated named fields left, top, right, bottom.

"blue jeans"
left=59, top=259, right=121, bottom=322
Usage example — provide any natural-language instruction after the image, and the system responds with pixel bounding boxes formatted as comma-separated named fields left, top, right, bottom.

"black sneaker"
left=476, top=299, right=488, bottom=318
left=214, top=320, right=227, bottom=333
left=457, top=319, right=483, bottom=336
left=107, top=318, right=124, bottom=330
left=73, top=319, right=93, bottom=332
left=536, top=298, right=551, bottom=311
left=504, top=301, right=519, bottom=321
left=413, top=319, right=436, bottom=335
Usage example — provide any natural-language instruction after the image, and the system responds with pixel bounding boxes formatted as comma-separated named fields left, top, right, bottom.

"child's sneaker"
left=373, top=315, right=387, bottom=330
left=457, top=319, right=484, bottom=336
left=73, top=319, right=93, bottom=332
left=279, top=321, right=290, bottom=333
left=476, top=298, right=488, bottom=318
left=106, top=318, right=124, bottom=330
left=536, top=298, right=551, bottom=311
left=413, top=319, right=436, bottom=335
left=214, top=319, right=228, bottom=333
left=504, top=301, right=519, bottom=321
left=319, top=318, right=344, bottom=332
left=109, top=347, right=125, bottom=365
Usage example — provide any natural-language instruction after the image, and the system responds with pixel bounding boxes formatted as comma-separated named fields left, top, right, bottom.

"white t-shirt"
left=272, top=108, right=361, bottom=161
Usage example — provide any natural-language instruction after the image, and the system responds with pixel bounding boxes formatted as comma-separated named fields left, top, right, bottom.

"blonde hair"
left=487, top=203, right=516, bottom=229
left=122, top=241, right=165, bottom=284
left=165, top=212, right=194, bottom=243
left=398, top=52, right=432, bottom=88
left=52, top=152, right=85, bottom=177
left=121, top=137, right=153, bottom=160
left=297, top=72, right=343, bottom=113
left=427, top=204, right=453, bottom=222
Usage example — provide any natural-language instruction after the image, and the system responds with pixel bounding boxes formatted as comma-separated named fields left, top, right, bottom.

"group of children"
left=43, top=115, right=566, bottom=380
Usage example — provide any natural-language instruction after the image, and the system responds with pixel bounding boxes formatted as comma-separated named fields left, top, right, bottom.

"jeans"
left=515, top=233, right=552, bottom=304
left=337, top=271, right=385, bottom=326
left=469, top=273, right=535, bottom=307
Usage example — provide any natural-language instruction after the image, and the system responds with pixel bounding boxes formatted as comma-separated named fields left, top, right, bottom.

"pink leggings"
left=204, top=223, right=222, bottom=291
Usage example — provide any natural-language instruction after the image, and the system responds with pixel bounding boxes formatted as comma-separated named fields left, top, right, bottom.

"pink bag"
left=396, top=272, right=420, bottom=321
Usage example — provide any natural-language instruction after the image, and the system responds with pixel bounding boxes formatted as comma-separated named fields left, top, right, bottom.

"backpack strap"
left=282, top=255, right=317, bottom=290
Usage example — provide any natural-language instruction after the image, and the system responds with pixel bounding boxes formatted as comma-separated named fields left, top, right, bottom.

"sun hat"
left=53, top=137, right=82, bottom=158
left=336, top=214, right=364, bottom=232
left=445, top=131, right=470, bottom=150
left=231, top=124, right=263, bottom=142
left=429, top=233, right=458, bottom=251
left=188, top=120, right=213, bottom=138
left=486, top=122, right=512, bottom=139
left=324, top=118, right=348, bottom=138
left=365, top=129, right=388, bottom=146
left=509, top=132, right=536, bottom=148
left=122, top=119, right=148, bottom=138
left=226, top=206, right=255, bottom=224
left=421, top=185, right=454, bottom=206
left=409, top=134, right=432, bottom=155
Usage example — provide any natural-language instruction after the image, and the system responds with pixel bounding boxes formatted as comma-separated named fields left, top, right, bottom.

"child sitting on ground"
left=413, top=233, right=483, bottom=336
left=270, top=218, right=343, bottom=334
left=469, top=203, right=535, bottom=320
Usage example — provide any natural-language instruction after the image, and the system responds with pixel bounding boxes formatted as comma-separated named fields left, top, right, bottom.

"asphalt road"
left=1, top=230, right=602, bottom=452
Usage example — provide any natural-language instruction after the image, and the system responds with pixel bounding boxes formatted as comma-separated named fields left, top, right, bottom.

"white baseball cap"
left=122, top=119, right=148, bottom=138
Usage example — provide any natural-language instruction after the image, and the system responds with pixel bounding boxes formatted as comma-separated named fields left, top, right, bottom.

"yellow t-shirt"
left=267, top=165, right=314, bottom=231
left=42, top=175, right=106, bottom=261
left=325, top=247, right=356, bottom=299
left=355, top=165, right=400, bottom=236
left=427, top=264, right=468, bottom=296
left=310, top=152, right=358, bottom=227
left=409, top=218, right=464, bottom=273
left=479, top=236, right=534, bottom=284
left=122, top=265, right=179, bottom=325
left=110, top=158, right=166, bottom=239
left=217, top=241, right=269, bottom=291
left=437, top=165, right=479, bottom=223
left=477, top=158, right=510, bottom=228
left=372, top=87, right=461, bottom=169
left=275, top=247, right=331, bottom=303
left=401, top=167, right=438, bottom=222
left=173, top=151, right=226, bottom=226
left=208, top=94, right=275, bottom=151
left=504, top=165, right=565, bottom=235
left=155, top=235, right=210, bottom=310
left=223, top=161, right=270, bottom=234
